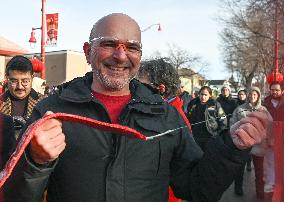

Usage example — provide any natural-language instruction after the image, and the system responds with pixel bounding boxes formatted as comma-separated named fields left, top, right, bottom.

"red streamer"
left=0, top=113, right=146, bottom=188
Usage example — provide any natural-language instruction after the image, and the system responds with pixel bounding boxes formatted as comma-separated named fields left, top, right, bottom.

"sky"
left=0, top=0, right=229, bottom=80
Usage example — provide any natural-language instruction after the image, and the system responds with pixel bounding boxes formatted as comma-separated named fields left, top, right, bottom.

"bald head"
left=89, top=13, right=141, bottom=43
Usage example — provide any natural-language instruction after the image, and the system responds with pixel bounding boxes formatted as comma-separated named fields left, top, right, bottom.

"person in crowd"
left=137, top=58, right=190, bottom=202
left=5, top=13, right=271, bottom=202
left=179, top=81, right=192, bottom=113
left=186, top=86, right=227, bottom=151
left=230, top=87, right=268, bottom=198
left=217, top=85, right=237, bottom=126
left=137, top=58, right=190, bottom=127
left=263, top=81, right=284, bottom=202
left=0, top=56, right=44, bottom=139
left=192, top=88, right=199, bottom=99
left=235, top=89, right=252, bottom=172
left=236, top=89, right=247, bottom=106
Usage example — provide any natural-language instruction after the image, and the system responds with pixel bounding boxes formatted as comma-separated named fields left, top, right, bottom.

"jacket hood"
left=248, top=86, right=262, bottom=108
left=56, top=72, right=164, bottom=105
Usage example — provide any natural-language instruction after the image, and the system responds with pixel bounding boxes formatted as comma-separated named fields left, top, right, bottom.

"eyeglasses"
left=8, top=78, right=31, bottom=87
left=91, top=37, right=142, bottom=55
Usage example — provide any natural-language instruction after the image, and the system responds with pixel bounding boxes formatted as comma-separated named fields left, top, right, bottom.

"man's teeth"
left=109, top=66, right=125, bottom=71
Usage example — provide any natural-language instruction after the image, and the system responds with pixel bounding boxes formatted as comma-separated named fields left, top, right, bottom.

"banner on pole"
left=46, top=13, right=58, bottom=46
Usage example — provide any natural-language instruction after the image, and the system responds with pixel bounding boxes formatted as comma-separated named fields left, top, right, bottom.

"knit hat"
left=221, top=85, right=231, bottom=92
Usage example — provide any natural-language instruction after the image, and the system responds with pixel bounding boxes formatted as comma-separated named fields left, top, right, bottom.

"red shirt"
left=92, top=91, right=131, bottom=123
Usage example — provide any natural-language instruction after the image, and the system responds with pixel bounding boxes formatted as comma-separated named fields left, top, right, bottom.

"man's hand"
left=29, top=111, right=66, bottom=164
left=230, top=110, right=272, bottom=150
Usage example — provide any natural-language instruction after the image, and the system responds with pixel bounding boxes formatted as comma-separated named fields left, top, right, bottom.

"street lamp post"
left=141, top=23, right=161, bottom=32
left=266, top=0, right=283, bottom=84
left=274, top=0, right=279, bottom=80
left=28, top=0, right=46, bottom=79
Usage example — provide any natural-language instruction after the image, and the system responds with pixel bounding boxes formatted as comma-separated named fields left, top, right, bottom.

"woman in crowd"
left=230, top=87, right=268, bottom=199
left=186, top=86, right=227, bottom=151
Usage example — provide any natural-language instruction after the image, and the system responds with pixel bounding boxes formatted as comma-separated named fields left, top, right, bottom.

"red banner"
left=46, top=13, right=58, bottom=46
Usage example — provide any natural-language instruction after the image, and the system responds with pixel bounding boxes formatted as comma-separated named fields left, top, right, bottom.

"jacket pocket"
left=125, top=118, right=176, bottom=178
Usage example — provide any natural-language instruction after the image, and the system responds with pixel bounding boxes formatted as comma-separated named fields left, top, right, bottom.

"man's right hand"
left=29, top=111, right=66, bottom=165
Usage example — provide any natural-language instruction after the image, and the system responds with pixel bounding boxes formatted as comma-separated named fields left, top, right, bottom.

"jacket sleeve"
left=4, top=108, right=56, bottom=202
left=186, top=99, right=196, bottom=121
left=170, top=120, right=250, bottom=202
left=230, top=107, right=240, bottom=126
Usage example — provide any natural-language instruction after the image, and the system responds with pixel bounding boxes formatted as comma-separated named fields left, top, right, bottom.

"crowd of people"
left=0, top=13, right=277, bottom=202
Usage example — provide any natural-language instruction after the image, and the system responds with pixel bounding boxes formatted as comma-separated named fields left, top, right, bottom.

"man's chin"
left=107, top=81, right=129, bottom=91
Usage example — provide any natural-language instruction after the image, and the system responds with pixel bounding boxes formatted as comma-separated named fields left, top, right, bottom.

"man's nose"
left=16, top=82, right=25, bottom=88
left=113, top=45, right=128, bottom=61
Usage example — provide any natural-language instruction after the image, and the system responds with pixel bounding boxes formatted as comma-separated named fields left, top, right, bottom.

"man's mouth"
left=15, top=90, right=25, bottom=94
left=107, top=66, right=126, bottom=71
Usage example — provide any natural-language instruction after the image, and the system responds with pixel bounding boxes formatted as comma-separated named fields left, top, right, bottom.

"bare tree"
left=144, top=43, right=208, bottom=77
left=218, top=0, right=284, bottom=90
left=166, top=44, right=201, bottom=70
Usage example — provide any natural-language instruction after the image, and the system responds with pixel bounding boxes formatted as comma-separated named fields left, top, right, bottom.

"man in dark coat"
left=217, top=85, right=237, bottom=126
left=236, top=89, right=247, bottom=106
left=5, top=13, right=271, bottom=202
left=262, top=81, right=284, bottom=201
left=0, top=56, right=44, bottom=139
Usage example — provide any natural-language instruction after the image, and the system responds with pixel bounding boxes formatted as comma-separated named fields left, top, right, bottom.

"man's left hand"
left=230, top=110, right=272, bottom=150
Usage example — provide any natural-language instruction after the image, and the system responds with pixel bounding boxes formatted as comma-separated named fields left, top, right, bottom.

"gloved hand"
left=230, top=110, right=272, bottom=150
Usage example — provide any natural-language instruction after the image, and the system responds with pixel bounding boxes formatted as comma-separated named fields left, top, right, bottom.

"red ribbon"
left=0, top=113, right=146, bottom=188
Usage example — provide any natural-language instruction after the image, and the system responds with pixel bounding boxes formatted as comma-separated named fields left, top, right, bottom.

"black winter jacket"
left=186, top=98, right=227, bottom=150
left=5, top=72, right=249, bottom=202
left=217, top=94, right=237, bottom=125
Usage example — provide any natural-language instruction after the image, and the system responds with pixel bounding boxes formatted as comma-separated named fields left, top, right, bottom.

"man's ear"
left=158, top=84, right=166, bottom=93
left=83, top=42, right=91, bottom=64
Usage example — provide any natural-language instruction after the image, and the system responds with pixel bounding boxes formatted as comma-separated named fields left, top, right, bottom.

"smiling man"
left=5, top=13, right=272, bottom=202
left=0, top=55, right=44, bottom=138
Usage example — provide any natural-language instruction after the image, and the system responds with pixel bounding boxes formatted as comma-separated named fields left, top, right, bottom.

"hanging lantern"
left=266, top=71, right=284, bottom=85
left=29, top=29, right=37, bottom=44
left=30, top=58, right=44, bottom=73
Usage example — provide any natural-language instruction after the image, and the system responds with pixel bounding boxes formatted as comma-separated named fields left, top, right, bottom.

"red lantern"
left=30, top=58, right=44, bottom=73
left=266, top=71, right=284, bottom=85
left=29, top=29, right=37, bottom=44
